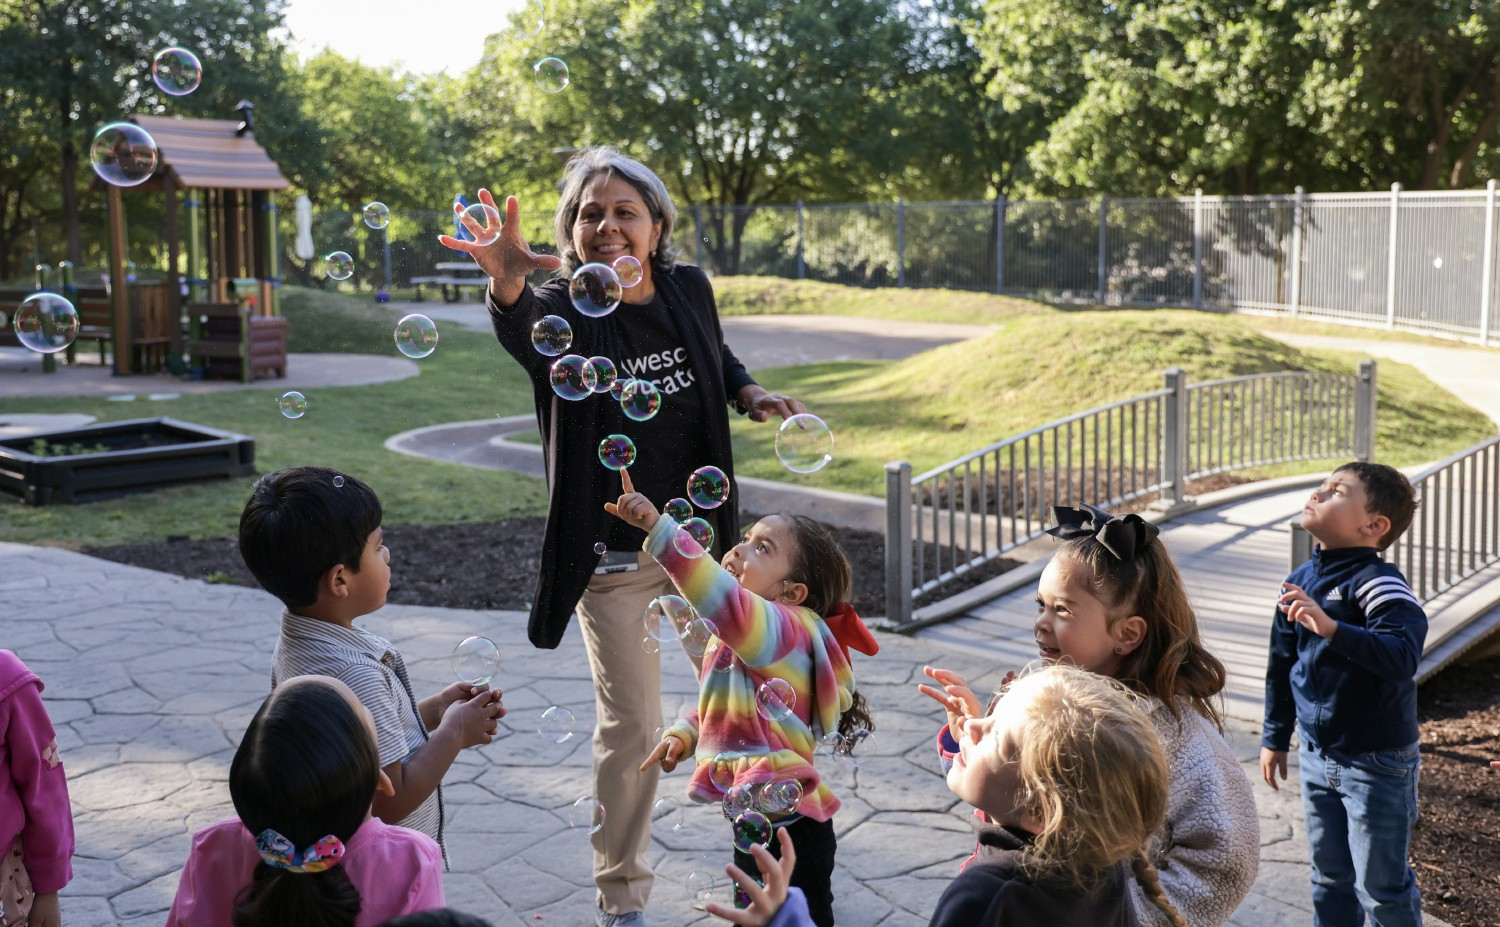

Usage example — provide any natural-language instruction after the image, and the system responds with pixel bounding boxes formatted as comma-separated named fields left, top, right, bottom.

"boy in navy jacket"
left=1261, top=461, right=1425, bottom=927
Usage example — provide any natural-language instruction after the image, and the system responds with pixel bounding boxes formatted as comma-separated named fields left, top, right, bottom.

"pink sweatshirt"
left=167, top=816, right=444, bottom=926
left=0, top=650, right=74, bottom=894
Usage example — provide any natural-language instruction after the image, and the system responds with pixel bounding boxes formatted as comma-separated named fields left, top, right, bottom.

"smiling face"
left=572, top=172, right=661, bottom=299
left=1033, top=558, right=1131, bottom=677
left=721, top=515, right=803, bottom=603
left=1302, top=468, right=1387, bottom=549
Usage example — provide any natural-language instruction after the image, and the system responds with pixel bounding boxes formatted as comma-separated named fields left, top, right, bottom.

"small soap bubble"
left=609, top=377, right=638, bottom=402
left=152, top=47, right=202, bottom=95
left=1433, top=256, right=1444, bottom=269
left=686, top=466, right=730, bottom=509
left=90, top=122, right=159, bottom=187
left=538, top=705, right=576, bottom=743
left=594, top=541, right=607, bottom=555
left=533, top=56, right=570, bottom=93
left=642, top=636, right=660, bottom=654
left=457, top=202, right=503, bottom=247
left=620, top=379, right=661, bottom=421
left=722, top=783, right=755, bottom=818
left=758, top=778, right=804, bottom=815
left=710, top=751, right=744, bottom=791
left=645, top=594, right=693, bottom=642
left=587, top=356, right=618, bottom=393
left=673, top=517, right=714, bottom=558
left=663, top=497, right=693, bottom=521
left=681, top=616, right=717, bottom=657
left=13, top=294, right=80, bottom=354
left=732, top=811, right=772, bottom=852
left=775, top=413, right=834, bottom=474
left=452, top=635, right=501, bottom=685
left=324, top=251, right=355, bottom=281
left=569, top=796, right=605, bottom=834
left=549, top=354, right=598, bottom=400
left=652, top=796, right=685, bottom=831
left=844, top=728, right=877, bottom=767
left=569, top=262, right=622, bottom=317
left=277, top=391, right=307, bottom=419
left=363, top=201, right=391, bottom=229
left=686, top=869, right=718, bottom=904
left=394, top=313, right=439, bottom=358
left=612, top=254, right=644, bottom=288
left=531, top=315, right=573, bottom=356
left=734, top=879, right=765, bottom=909
left=707, top=640, right=735, bottom=673
left=332, top=475, right=345, bottom=488
left=756, top=678, right=796, bottom=722
left=815, top=730, right=843, bottom=758
left=598, top=433, right=637, bottom=470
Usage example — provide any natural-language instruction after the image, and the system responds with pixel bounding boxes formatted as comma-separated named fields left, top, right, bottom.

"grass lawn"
left=711, top=275, right=1040, bottom=324
left=0, top=284, right=1491, bottom=548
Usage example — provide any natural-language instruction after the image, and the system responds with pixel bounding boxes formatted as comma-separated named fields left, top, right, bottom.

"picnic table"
left=410, top=262, right=490, bottom=303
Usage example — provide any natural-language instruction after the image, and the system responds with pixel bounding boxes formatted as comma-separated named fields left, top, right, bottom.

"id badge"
left=594, top=550, right=641, bottom=574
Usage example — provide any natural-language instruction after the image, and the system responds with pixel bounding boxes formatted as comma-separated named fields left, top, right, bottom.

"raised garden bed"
left=0, top=417, right=255, bottom=505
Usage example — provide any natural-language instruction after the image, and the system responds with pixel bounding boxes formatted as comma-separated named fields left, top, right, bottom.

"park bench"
left=410, top=261, right=489, bottom=302
left=187, top=302, right=287, bottom=383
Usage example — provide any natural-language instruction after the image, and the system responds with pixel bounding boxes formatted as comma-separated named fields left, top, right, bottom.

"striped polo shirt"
left=270, top=610, right=444, bottom=849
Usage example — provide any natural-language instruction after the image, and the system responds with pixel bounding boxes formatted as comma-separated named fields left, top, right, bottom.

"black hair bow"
left=1045, top=503, right=1160, bottom=562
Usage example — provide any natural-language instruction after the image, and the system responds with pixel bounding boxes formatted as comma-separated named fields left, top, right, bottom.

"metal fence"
left=883, top=362, right=1374, bottom=626
left=686, top=182, right=1500, bottom=347
left=1390, top=435, right=1500, bottom=604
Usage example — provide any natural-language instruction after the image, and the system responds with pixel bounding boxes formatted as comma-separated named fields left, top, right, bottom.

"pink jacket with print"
left=0, top=650, right=74, bottom=894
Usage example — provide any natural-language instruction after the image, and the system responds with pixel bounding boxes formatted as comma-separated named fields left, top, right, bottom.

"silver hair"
left=554, top=146, right=679, bottom=276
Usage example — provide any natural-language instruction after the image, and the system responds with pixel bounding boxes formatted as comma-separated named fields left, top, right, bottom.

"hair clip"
left=1046, top=503, right=1160, bottom=562
left=255, top=828, right=346, bottom=874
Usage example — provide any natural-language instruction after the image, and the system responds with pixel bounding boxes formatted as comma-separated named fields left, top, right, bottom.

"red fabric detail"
left=824, top=602, right=879, bottom=658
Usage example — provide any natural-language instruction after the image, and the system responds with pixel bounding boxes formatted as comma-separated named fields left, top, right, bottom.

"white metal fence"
left=687, top=182, right=1500, bottom=346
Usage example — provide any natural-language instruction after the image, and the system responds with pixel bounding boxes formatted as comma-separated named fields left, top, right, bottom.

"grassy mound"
left=711, top=275, right=1038, bottom=324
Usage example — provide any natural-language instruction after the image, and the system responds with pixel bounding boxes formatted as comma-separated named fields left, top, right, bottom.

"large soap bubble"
left=363, top=201, right=391, bottom=229
left=323, top=251, right=355, bottom=281
left=569, top=796, right=605, bottom=834
left=152, top=47, right=202, bottom=96
left=732, top=811, right=772, bottom=852
left=277, top=391, right=308, bottom=419
left=457, top=203, right=502, bottom=247
left=620, top=380, right=661, bottom=421
left=756, top=678, right=796, bottom=722
left=534, top=56, right=570, bottom=93
left=598, top=433, right=637, bottom=471
left=550, top=354, right=597, bottom=400
left=393, top=314, right=438, bottom=358
left=673, top=517, right=714, bottom=558
left=538, top=705, right=576, bottom=743
left=775, top=413, right=834, bottom=474
left=90, top=122, right=158, bottom=187
left=12, top=294, right=79, bottom=354
left=531, top=315, right=573, bottom=356
left=645, top=594, right=693, bottom=643
left=452, top=635, right=501, bottom=685
left=569, top=263, right=622, bottom=317
left=612, top=255, right=644, bottom=288
left=686, top=466, right=730, bottom=509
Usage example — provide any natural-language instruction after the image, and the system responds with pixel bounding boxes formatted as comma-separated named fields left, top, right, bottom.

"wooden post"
left=185, top=189, right=205, bottom=303
left=164, top=171, right=182, bottom=357
left=107, top=184, right=133, bottom=375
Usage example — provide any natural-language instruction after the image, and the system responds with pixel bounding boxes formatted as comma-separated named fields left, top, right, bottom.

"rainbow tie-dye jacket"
left=646, top=516, right=857, bottom=822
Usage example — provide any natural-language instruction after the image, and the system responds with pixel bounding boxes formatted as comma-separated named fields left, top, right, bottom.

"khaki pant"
left=576, top=552, right=674, bottom=915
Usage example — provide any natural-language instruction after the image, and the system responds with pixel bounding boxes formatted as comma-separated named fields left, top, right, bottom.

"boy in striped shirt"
left=238, top=467, right=504, bottom=856
left=1261, top=461, right=1426, bottom=927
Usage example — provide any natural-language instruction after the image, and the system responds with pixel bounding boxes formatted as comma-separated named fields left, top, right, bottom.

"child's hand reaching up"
left=917, top=665, right=987, bottom=745
left=605, top=469, right=659, bottom=532
left=706, top=828, right=798, bottom=926
left=639, top=735, right=685, bottom=773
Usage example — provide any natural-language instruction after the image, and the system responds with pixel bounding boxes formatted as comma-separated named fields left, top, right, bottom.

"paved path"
left=1, top=538, right=1376, bottom=927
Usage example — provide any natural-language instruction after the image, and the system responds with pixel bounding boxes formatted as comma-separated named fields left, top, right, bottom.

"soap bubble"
left=394, top=313, right=439, bottom=358
left=686, top=466, right=730, bottom=509
left=661, top=497, right=692, bottom=521
left=550, top=354, right=597, bottom=400
left=734, top=879, right=765, bottom=909
left=538, top=706, right=576, bottom=743
left=324, top=251, right=355, bottom=281
left=645, top=594, right=692, bottom=642
left=569, top=263, right=622, bottom=317
left=756, top=678, right=796, bottom=722
left=531, top=315, right=573, bottom=356
left=732, top=811, right=772, bottom=852
left=722, top=783, right=755, bottom=818
left=642, top=636, right=660, bottom=654
left=90, top=122, right=158, bottom=187
left=362, top=201, right=391, bottom=229
left=620, top=379, right=661, bottom=421
left=710, top=751, right=744, bottom=791
left=151, top=46, right=202, bottom=95
left=457, top=202, right=503, bottom=247
left=1433, top=256, right=1444, bottom=269
left=598, top=433, right=637, bottom=470
left=686, top=869, right=718, bottom=904
left=277, top=391, right=307, bottom=419
left=613, top=254, right=644, bottom=288
left=12, top=294, right=79, bottom=354
left=504, top=0, right=545, bottom=41
left=587, top=356, right=617, bottom=393
left=775, top=413, right=834, bottom=474
left=569, top=796, right=605, bottom=834
left=681, top=617, right=717, bottom=657
left=758, top=778, right=804, bottom=815
left=452, top=636, right=500, bottom=685
left=673, top=517, right=714, bottom=558
left=609, top=377, right=638, bottom=402
left=534, top=56, right=570, bottom=93
left=844, top=728, right=877, bottom=767
left=706, top=640, right=735, bottom=673
left=652, top=796, right=685, bottom=831
left=815, top=730, right=843, bottom=758
left=594, top=541, right=607, bottom=555
left=332, top=475, right=345, bottom=488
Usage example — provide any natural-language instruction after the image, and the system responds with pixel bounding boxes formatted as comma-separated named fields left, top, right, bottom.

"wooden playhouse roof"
left=130, top=115, right=290, bottom=191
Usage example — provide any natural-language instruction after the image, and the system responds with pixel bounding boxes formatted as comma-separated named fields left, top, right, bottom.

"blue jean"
left=1299, top=738, right=1422, bottom=927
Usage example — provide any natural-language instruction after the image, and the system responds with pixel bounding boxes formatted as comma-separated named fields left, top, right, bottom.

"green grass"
left=711, top=275, right=1038, bottom=324
left=1237, top=313, right=1500, bottom=351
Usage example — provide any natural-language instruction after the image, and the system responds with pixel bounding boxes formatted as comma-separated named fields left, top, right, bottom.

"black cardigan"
left=487, top=264, right=755, bottom=648
left=928, top=819, right=1141, bottom=927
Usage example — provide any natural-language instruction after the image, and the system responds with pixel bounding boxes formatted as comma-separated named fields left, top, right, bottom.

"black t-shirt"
left=602, top=294, right=713, bottom=550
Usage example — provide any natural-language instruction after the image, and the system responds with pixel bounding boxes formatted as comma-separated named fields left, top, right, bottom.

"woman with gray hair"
left=440, top=147, right=804, bottom=927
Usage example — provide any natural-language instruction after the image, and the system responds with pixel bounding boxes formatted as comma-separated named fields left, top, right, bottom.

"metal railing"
left=884, top=362, right=1374, bottom=626
left=1390, top=435, right=1500, bottom=604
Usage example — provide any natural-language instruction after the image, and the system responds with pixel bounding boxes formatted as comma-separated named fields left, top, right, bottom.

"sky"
left=281, top=0, right=529, bottom=75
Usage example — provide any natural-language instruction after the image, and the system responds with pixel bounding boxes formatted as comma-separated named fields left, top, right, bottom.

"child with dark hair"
left=377, top=910, right=494, bottom=927
left=167, top=675, right=444, bottom=926
left=1261, top=462, right=1426, bottom=926
left=239, top=467, right=505, bottom=852
left=608, top=471, right=877, bottom=927
left=0, top=650, right=75, bottom=927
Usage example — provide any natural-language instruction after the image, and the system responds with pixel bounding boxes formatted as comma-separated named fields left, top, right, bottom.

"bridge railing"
left=1390, top=435, right=1500, bottom=604
left=884, top=361, right=1375, bottom=626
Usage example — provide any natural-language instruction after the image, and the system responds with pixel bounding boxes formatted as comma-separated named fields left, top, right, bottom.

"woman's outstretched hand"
left=436, top=189, right=562, bottom=303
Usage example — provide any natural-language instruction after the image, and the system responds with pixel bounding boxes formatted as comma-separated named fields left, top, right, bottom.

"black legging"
left=732, top=816, right=838, bottom=927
